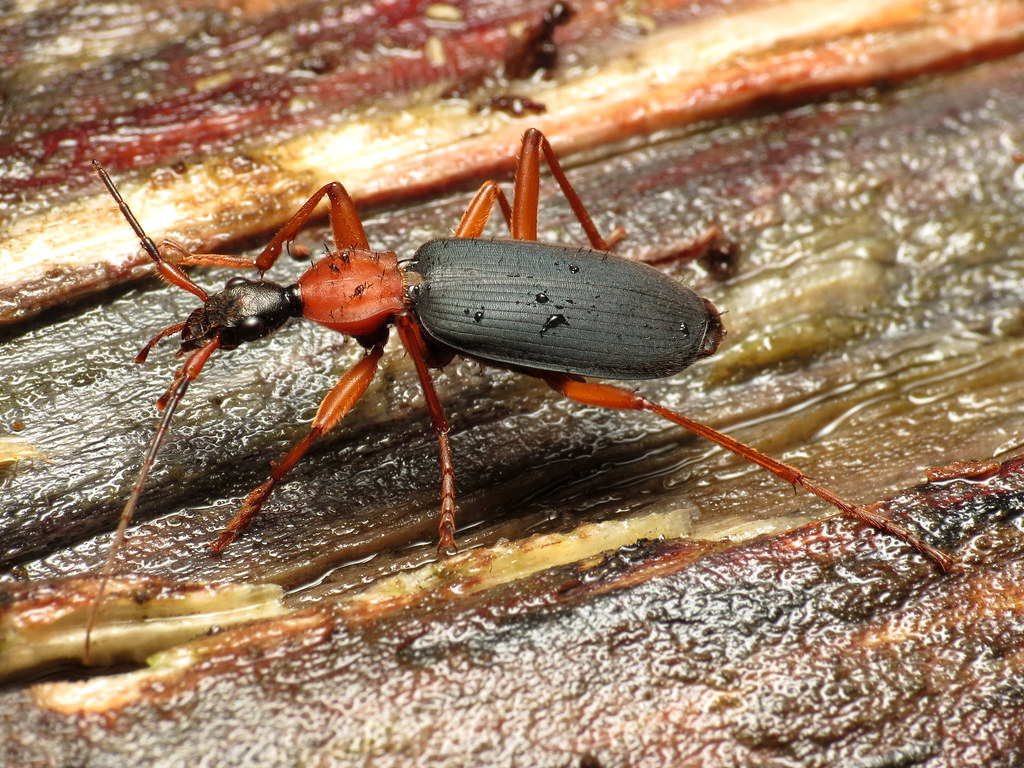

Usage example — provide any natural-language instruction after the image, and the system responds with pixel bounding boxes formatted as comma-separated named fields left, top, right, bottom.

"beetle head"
left=182, top=277, right=302, bottom=352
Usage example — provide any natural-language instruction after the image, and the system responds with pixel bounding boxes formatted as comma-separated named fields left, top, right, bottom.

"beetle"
left=88, top=128, right=953, bottom=657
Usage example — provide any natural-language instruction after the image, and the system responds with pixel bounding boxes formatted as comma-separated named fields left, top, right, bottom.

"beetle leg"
left=210, top=339, right=387, bottom=553
left=644, top=223, right=737, bottom=279
left=134, top=320, right=188, bottom=364
left=394, top=312, right=458, bottom=555
left=512, top=128, right=624, bottom=249
left=163, top=181, right=371, bottom=276
left=161, top=238, right=259, bottom=270
left=253, top=182, right=370, bottom=273
left=454, top=180, right=514, bottom=238
left=538, top=372, right=956, bottom=571
left=95, top=162, right=255, bottom=287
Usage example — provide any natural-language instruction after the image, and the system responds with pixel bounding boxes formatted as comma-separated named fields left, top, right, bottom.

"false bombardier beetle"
left=87, top=128, right=954, bottom=658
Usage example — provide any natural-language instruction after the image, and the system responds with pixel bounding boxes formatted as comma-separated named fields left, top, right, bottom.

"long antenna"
left=84, top=375, right=185, bottom=662
left=83, top=340, right=220, bottom=663
left=85, top=162, right=219, bottom=663
left=92, top=161, right=208, bottom=302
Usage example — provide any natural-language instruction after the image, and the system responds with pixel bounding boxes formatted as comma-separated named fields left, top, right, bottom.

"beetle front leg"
left=253, top=182, right=370, bottom=273
left=537, top=371, right=956, bottom=571
left=161, top=239, right=260, bottom=270
left=144, top=182, right=370, bottom=273
left=211, top=339, right=386, bottom=553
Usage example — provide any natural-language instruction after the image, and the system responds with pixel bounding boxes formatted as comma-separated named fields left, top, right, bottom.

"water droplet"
left=474, top=309, right=485, bottom=323
left=540, top=314, right=568, bottom=335
left=568, top=263, right=580, bottom=274
left=535, top=292, right=549, bottom=304
left=680, top=322, right=690, bottom=336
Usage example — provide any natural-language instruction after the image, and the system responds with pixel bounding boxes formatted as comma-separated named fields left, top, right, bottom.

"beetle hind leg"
left=450, top=129, right=624, bottom=249
left=511, top=128, right=623, bottom=250
left=453, top=180, right=514, bottom=238
left=536, top=371, right=955, bottom=571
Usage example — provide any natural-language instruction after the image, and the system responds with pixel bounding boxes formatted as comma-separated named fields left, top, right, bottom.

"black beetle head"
left=182, top=277, right=302, bottom=352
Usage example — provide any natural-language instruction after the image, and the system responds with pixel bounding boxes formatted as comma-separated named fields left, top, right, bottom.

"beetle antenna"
left=92, top=160, right=165, bottom=263
left=84, top=337, right=221, bottom=664
left=84, top=380, right=184, bottom=663
left=92, top=161, right=209, bottom=302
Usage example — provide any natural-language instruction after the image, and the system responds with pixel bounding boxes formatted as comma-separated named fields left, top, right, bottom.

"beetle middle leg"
left=538, top=372, right=956, bottom=570
left=215, top=310, right=461, bottom=555
left=395, top=312, right=458, bottom=554
left=451, top=128, right=623, bottom=248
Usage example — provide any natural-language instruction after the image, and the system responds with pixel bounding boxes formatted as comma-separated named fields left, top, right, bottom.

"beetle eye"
left=237, top=315, right=267, bottom=340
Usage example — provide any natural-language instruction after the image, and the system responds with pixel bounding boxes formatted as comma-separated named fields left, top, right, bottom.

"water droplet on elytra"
left=540, top=314, right=568, bottom=335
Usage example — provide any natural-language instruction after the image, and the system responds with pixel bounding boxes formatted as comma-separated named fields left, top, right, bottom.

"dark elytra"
left=408, top=238, right=723, bottom=379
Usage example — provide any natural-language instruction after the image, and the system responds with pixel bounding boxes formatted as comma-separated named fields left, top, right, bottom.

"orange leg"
left=394, top=312, right=458, bottom=554
left=95, top=162, right=260, bottom=286
left=454, top=180, right=514, bottom=238
left=449, top=129, right=623, bottom=248
left=253, top=182, right=369, bottom=273
left=162, top=239, right=259, bottom=270
left=135, top=321, right=187, bottom=364
left=539, top=372, right=956, bottom=571
left=212, top=340, right=387, bottom=552
left=142, top=182, right=370, bottom=276
left=97, top=163, right=366, bottom=300
left=511, top=128, right=624, bottom=248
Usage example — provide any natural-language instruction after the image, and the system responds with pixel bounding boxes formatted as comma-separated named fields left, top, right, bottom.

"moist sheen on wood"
left=2, top=0, right=1023, bottom=324
left=6, top=457, right=1024, bottom=767
left=1, top=16, right=1024, bottom=768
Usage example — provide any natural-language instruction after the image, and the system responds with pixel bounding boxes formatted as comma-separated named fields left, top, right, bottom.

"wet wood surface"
left=3, top=0, right=1023, bottom=322
left=2, top=0, right=1024, bottom=765
left=4, top=460, right=1024, bottom=766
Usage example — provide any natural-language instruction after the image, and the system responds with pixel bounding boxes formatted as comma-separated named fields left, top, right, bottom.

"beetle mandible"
left=89, top=128, right=954, bottom=655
